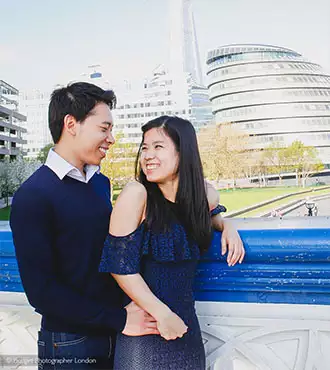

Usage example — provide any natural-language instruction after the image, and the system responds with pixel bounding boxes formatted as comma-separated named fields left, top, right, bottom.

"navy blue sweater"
left=10, top=165, right=127, bottom=336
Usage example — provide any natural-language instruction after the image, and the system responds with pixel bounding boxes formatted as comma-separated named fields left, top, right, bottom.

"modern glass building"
left=206, top=44, right=330, bottom=166
left=112, top=0, right=213, bottom=144
left=19, top=89, right=52, bottom=158
left=0, top=80, right=27, bottom=160
left=169, top=0, right=203, bottom=85
left=114, top=67, right=212, bottom=144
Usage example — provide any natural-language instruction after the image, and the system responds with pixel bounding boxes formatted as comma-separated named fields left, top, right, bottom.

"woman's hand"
left=155, top=307, right=188, bottom=340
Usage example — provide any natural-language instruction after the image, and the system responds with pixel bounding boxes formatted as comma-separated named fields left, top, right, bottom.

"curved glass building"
left=206, top=44, right=330, bottom=166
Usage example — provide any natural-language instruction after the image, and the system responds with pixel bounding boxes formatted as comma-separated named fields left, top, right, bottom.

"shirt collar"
left=45, top=148, right=100, bottom=183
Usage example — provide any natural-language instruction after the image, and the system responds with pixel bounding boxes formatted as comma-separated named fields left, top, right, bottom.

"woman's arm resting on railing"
left=205, top=181, right=245, bottom=266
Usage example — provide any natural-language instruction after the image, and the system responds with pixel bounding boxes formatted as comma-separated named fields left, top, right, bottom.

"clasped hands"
left=123, top=301, right=187, bottom=340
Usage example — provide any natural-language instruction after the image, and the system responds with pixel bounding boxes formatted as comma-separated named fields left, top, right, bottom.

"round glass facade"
left=207, top=44, right=330, bottom=165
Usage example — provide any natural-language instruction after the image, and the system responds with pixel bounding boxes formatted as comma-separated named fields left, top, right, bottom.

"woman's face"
left=140, top=127, right=179, bottom=184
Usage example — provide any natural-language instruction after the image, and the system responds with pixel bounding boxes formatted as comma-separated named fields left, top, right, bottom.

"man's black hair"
left=48, top=82, right=116, bottom=143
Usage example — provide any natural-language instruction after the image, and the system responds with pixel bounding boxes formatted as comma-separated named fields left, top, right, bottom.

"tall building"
left=113, top=0, right=213, bottom=143
left=114, top=66, right=213, bottom=144
left=19, top=90, right=52, bottom=158
left=19, top=65, right=112, bottom=158
left=114, top=67, right=190, bottom=144
left=206, top=44, right=330, bottom=166
left=169, top=0, right=203, bottom=85
left=0, top=80, right=27, bottom=160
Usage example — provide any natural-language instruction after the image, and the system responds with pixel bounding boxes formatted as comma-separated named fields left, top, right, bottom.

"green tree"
left=262, top=143, right=288, bottom=185
left=0, top=157, right=41, bottom=207
left=0, top=160, right=14, bottom=207
left=37, top=143, right=53, bottom=163
left=198, top=123, right=249, bottom=187
left=251, top=156, right=268, bottom=187
left=282, top=141, right=324, bottom=187
left=101, top=132, right=137, bottom=198
left=10, top=155, right=41, bottom=188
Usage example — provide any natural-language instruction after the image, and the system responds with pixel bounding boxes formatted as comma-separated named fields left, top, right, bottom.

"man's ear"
left=63, top=114, right=78, bottom=137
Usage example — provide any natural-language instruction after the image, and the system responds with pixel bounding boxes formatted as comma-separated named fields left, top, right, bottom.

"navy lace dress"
left=99, top=202, right=223, bottom=370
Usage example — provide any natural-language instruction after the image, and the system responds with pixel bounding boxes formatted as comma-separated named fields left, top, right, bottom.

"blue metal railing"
left=1, top=226, right=330, bottom=305
left=195, top=229, right=330, bottom=305
left=0, top=230, right=23, bottom=292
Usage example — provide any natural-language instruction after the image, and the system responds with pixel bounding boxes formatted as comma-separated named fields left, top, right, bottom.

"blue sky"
left=1, top=0, right=329, bottom=90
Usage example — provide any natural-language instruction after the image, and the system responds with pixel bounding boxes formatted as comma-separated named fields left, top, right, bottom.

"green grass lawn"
left=112, top=186, right=324, bottom=212
left=0, top=186, right=327, bottom=221
left=218, top=186, right=319, bottom=214
left=0, top=206, right=11, bottom=221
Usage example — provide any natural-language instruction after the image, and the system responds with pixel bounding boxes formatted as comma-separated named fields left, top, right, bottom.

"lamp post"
left=305, top=199, right=316, bottom=216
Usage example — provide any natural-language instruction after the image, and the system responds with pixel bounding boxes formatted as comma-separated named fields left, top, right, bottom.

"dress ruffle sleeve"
left=99, top=223, right=145, bottom=275
left=210, top=204, right=227, bottom=217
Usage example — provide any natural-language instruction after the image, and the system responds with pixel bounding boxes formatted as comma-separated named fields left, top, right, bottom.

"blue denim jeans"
left=37, top=329, right=115, bottom=369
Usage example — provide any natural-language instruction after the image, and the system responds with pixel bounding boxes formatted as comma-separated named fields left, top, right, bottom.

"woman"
left=99, top=116, right=225, bottom=369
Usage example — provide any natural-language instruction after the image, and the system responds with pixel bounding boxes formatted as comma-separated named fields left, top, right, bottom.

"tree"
left=37, top=143, right=53, bottom=163
left=101, top=132, right=137, bottom=198
left=10, top=155, right=41, bottom=188
left=282, top=141, right=324, bottom=187
left=0, top=157, right=41, bottom=207
left=0, top=160, right=14, bottom=207
left=251, top=155, right=268, bottom=187
left=262, top=143, right=288, bottom=185
left=198, top=123, right=249, bottom=187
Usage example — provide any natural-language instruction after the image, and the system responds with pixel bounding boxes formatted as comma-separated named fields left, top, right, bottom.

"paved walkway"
left=286, top=197, right=330, bottom=217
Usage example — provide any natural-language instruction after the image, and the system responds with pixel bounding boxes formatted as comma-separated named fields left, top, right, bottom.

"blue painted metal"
left=0, top=231, right=23, bottom=292
left=195, top=229, right=330, bottom=304
left=1, top=228, right=330, bottom=304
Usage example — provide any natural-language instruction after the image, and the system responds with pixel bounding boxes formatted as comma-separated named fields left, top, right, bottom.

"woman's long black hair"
left=135, top=115, right=212, bottom=253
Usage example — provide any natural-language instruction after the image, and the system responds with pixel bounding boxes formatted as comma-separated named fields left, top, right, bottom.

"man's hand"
left=122, top=301, right=159, bottom=336
left=212, top=215, right=245, bottom=266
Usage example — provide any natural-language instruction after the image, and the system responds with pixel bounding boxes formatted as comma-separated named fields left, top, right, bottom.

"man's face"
left=74, top=102, right=115, bottom=166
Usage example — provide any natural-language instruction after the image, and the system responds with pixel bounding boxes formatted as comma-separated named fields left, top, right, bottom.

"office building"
left=0, top=80, right=27, bottom=159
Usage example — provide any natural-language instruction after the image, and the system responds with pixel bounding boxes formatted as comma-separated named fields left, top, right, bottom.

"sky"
left=1, top=0, right=330, bottom=91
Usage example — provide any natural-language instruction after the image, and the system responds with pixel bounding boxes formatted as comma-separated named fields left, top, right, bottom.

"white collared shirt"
left=45, top=148, right=100, bottom=183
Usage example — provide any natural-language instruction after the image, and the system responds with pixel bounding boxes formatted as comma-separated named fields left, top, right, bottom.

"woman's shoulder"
left=117, top=181, right=147, bottom=209
left=110, top=181, right=147, bottom=236
left=205, top=181, right=219, bottom=210
left=121, top=181, right=147, bottom=198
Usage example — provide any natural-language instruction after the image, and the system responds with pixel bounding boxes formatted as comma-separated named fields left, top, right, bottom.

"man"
left=10, top=83, right=158, bottom=369
left=10, top=82, right=244, bottom=369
